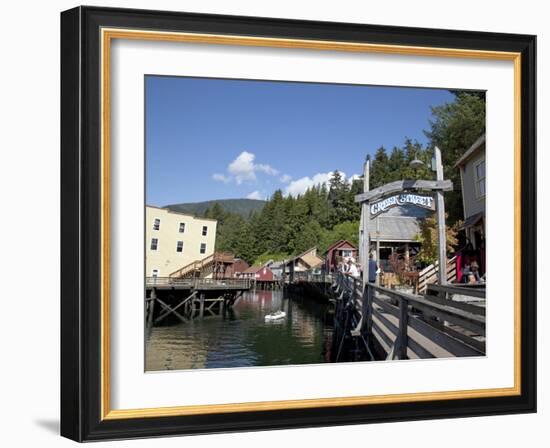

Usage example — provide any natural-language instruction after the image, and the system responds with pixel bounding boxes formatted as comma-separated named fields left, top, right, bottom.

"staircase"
left=169, top=252, right=234, bottom=279
left=417, top=256, right=457, bottom=293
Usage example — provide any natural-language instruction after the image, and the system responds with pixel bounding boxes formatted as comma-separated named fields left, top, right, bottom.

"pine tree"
left=328, top=170, right=351, bottom=226
left=295, top=220, right=323, bottom=254
left=388, top=146, right=406, bottom=181
left=370, top=146, right=390, bottom=188
left=204, top=202, right=226, bottom=224
left=425, top=92, right=486, bottom=224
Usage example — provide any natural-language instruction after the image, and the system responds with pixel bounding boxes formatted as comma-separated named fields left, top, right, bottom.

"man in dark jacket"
left=368, top=254, right=378, bottom=283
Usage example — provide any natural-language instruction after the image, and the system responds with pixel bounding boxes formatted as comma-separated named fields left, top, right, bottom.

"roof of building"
left=146, top=205, right=218, bottom=222
left=284, top=247, right=324, bottom=268
left=243, top=265, right=272, bottom=274
left=454, top=134, right=486, bottom=168
left=266, top=260, right=285, bottom=269
left=462, top=210, right=485, bottom=229
left=371, top=204, right=431, bottom=242
left=324, top=239, right=357, bottom=254
left=296, top=247, right=317, bottom=258
left=233, top=258, right=250, bottom=269
left=300, top=253, right=324, bottom=268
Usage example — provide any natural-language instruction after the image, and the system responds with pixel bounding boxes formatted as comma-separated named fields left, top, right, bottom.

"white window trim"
left=178, top=222, right=186, bottom=233
left=151, top=268, right=160, bottom=277
left=153, top=217, right=161, bottom=231
left=473, top=157, right=486, bottom=200
left=150, top=237, right=159, bottom=251
left=200, top=242, right=207, bottom=254
left=176, top=241, right=184, bottom=253
left=202, top=225, right=208, bottom=236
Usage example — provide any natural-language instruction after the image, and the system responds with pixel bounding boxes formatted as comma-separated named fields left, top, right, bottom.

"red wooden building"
left=240, top=265, right=274, bottom=281
left=226, top=258, right=250, bottom=278
left=324, top=240, right=358, bottom=272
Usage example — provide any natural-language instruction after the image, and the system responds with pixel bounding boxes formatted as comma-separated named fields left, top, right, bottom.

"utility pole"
left=435, top=146, right=447, bottom=285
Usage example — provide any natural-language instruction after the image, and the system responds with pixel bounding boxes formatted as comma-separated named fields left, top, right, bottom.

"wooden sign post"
left=355, top=148, right=452, bottom=288
left=360, top=156, right=370, bottom=288
left=434, top=146, right=447, bottom=285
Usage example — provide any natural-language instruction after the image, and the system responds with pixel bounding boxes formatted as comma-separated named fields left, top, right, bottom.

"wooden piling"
left=199, top=293, right=205, bottom=318
left=147, top=288, right=156, bottom=330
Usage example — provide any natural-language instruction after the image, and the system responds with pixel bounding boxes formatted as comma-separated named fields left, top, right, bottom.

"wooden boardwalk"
left=296, top=273, right=485, bottom=361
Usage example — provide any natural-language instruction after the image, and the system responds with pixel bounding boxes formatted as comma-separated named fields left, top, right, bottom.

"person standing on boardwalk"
left=345, top=257, right=360, bottom=279
left=368, top=254, right=378, bottom=283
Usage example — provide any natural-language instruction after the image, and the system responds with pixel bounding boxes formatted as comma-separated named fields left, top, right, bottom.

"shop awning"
left=462, top=211, right=485, bottom=229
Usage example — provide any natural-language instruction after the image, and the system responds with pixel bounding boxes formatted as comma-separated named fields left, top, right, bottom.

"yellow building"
left=145, top=206, right=217, bottom=277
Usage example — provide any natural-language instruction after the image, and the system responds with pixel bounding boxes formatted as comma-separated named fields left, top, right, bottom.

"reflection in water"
left=145, top=289, right=333, bottom=371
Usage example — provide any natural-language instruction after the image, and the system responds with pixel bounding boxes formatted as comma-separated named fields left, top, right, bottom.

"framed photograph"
left=60, top=6, right=536, bottom=441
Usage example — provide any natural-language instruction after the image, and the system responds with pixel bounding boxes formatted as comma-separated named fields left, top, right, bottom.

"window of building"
left=176, top=241, right=184, bottom=253
left=341, top=249, right=353, bottom=258
left=475, top=159, right=486, bottom=198
left=202, top=225, right=208, bottom=236
left=200, top=243, right=207, bottom=254
left=150, top=238, right=158, bottom=251
left=152, top=269, right=159, bottom=277
left=179, top=222, right=185, bottom=233
left=153, top=218, right=160, bottom=231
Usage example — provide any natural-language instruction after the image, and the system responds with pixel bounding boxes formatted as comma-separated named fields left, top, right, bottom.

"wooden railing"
left=417, top=256, right=458, bottom=293
left=292, top=271, right=334, bottom=284
left=146, top=276, right=251, bottom=290
left=333, top=272, right=485, bottom=360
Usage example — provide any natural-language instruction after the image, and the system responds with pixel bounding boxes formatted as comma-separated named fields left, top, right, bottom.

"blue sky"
left=145, top=76, right=453, bottom=206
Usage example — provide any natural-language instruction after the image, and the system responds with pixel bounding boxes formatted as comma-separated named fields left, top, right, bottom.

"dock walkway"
left=293, top=273, right=486, bottom=361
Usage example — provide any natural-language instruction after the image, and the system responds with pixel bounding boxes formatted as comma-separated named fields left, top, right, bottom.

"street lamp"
left=409, top=158, right=425, bottom=170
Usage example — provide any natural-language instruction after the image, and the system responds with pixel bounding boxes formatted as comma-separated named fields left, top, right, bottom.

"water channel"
left=145, top=289, right=335, bottom=371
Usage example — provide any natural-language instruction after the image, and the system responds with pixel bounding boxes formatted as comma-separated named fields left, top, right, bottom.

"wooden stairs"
left=417, top=256, right=457, bottom=293
left=169, top=252, right=234, bottom=279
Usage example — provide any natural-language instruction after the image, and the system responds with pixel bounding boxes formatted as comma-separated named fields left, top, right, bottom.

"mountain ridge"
left=163, top=198, right=266, bottom=218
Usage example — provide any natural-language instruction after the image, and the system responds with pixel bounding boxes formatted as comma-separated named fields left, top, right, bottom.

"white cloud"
left=228, top=151, right=256, bottom=184
left=226, top=151, right=279, bottom=184
left=285, top=172, right=334, bottom=197
left=349, top=173, right=362, bottom=183
left=246, top=190, right=263, bottom=200
left=256, top=163, right=279, bottom=176
left=212, top=173, right=231, bottom=183
left=285, top=171, right=358, bottom=197
left=279, top=174, right=292, bottom=183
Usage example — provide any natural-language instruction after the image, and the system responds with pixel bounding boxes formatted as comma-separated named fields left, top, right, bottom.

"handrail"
left=292, top=271, right=334, bottom=284
left=426, top=283, right=486, bottom=299
left=146, top=276, right=251, bottom=289
left=333, top=272, right=485, bottom=360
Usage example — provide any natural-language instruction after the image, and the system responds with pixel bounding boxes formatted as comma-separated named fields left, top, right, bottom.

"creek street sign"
left=369, top=193, right=435, bottom=217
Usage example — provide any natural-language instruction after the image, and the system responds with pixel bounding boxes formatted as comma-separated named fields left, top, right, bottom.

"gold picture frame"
left=61, top=6, right=536, bottom=441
